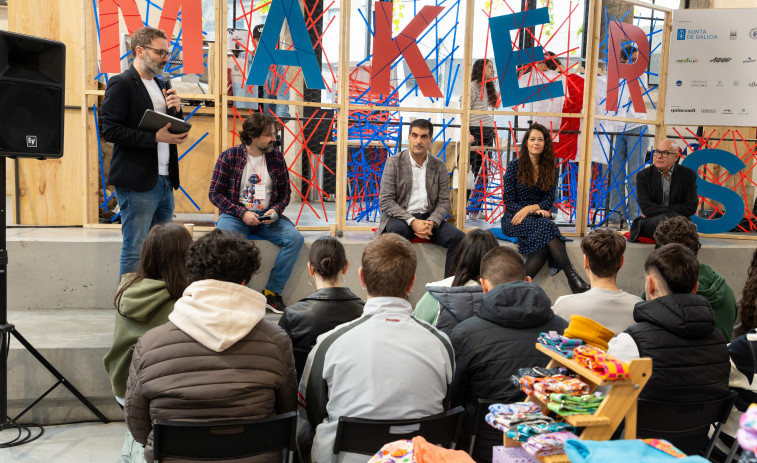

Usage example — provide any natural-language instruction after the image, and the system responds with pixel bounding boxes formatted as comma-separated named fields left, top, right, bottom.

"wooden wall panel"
left=8, top=0, right=85, bottom=224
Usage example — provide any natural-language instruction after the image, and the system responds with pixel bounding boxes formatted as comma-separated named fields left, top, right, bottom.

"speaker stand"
left=0, top=158, right=108, bottom=447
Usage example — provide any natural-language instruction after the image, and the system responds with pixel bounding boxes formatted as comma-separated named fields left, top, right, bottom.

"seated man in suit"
left=632, top=138, right=698, bottom=240
left=377, top=118, right=465, bottom=276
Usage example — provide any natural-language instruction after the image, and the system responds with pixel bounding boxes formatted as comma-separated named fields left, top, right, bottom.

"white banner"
left=664, top=9, right=757, bottom=127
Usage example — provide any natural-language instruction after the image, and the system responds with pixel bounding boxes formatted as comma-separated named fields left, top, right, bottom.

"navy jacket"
left=102, top=65, right=181, bottom=191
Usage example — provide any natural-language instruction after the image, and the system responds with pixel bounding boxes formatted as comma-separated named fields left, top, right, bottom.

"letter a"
left=606, top=21, right=649, bottom=113
left=370, top=1, right=443, bottom=98
left=489, top=8, right=564, bottom=108
left=247, top=0, right=324, bottom=90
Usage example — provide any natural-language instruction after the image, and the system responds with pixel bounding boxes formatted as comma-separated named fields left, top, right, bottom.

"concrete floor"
left=0, top=421, right=126, bottom=463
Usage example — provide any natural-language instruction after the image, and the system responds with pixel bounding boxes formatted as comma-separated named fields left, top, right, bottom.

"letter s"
left=680, top=148, right=746, bottom=234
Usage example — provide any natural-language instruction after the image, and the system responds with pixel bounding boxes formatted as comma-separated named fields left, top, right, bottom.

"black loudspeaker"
left=0, top=31, right=65, bottom=159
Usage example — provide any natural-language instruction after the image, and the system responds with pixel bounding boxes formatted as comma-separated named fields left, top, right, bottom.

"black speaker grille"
left=0, top=81, right=62, bottom=156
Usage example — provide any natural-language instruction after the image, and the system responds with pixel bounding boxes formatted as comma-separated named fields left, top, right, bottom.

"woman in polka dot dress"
left=501, top=124, right=589, bottom=293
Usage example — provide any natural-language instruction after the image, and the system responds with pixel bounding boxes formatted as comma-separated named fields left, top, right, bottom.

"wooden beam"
left=335, top=0, right=351, bottom=234
left=575, top=0, right=604, bottom=235
left=456, top=0, right=476, bottom=228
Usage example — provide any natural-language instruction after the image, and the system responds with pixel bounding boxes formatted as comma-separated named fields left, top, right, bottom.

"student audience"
left=652, top=216, right=737, bottom=341
left=104, top=223, right=193, bottom=405
left=278, top=236, right=364, bottom=379
left=414, top=228, right=499, bottom=335
left=449, top=246, right=568, bottom=462
left=109, top=214, right=748, bottom=461
left=124, top=229, right=297, bottom=463
left=552, top=228, right=641, bottom=333
left=298, top=234, right=454, bottom=463
left=608, top=243, right=730, bottom=404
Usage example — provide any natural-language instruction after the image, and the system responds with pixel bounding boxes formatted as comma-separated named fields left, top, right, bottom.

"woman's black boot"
left=564, top=264, right=590, bottom=294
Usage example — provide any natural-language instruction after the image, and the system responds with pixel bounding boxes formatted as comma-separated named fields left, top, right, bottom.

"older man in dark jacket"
left=125, top=230, right=297, bottom=463
left=449, top=246, right=568, bottom=462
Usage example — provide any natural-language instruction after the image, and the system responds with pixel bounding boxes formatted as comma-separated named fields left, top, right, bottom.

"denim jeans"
left=115, top=176, right=174, bottom=277
left=216, top=213, right=304, bottom=294
left=607, top=126, right=650, bottom=222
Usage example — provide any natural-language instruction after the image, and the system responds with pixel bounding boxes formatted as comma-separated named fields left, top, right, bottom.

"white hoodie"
left=169, top=279, right=267, bottom=352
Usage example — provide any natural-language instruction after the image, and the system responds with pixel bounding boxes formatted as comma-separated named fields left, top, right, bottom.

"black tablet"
left=138, top=109, right=191, bottom=134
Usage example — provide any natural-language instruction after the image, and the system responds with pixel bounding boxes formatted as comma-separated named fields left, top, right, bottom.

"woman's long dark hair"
left=450, top=229, right=500, bottom=287
left=740, top=248, right=757, bottom=332
left=517, top=123, right=556, bottom=192
left=471, top=59, right=499, bottom=108
left=114, top=223, right=193, bottom=313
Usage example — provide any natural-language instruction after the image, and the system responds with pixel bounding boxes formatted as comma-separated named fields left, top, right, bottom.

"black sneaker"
left=265, top=293, right=286, bottom=313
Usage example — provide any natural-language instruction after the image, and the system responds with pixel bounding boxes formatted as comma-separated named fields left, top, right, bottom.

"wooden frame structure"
left=23, top=0, right=751, bottom=238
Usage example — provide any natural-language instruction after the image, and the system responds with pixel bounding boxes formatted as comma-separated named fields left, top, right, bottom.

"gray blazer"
left=377, top=150, right=452, bottom=235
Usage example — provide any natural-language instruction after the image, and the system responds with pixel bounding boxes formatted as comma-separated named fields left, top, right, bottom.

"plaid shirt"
left=209, top=144, right=291, bottom=220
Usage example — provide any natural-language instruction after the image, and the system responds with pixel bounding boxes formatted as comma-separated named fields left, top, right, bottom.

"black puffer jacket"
left=449, top=281, right=568, bottom=463
left=426, top=284, right=483, bottom=336
left=625, top=293, right=729, bottom=403
left=278, top=287, right=364, bottom=378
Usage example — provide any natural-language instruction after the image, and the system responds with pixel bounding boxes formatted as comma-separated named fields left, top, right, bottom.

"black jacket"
left=102, top=65, right=181, bottom=191
left=449, top=281, right=568, bottom=463
left=636, top=163, right=698, bottom=218
left=625, top=294, right=729, bottom=403
left=278, top=287, right=364, bottom=352
left=426, top=284, right=483, bottom=336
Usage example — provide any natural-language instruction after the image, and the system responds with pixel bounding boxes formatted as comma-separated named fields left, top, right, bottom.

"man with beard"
left=209, top=113, right=303, bottom=312
left=102, top=27, right=189, bottom=277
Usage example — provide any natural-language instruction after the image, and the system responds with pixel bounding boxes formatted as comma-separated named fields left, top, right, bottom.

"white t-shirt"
left=552, top=287, right=642, bottom=335
left=405, top=154, right=429, bottom=224
left=239, top=152, right=272, bottom=211
left=142, top=78, right=171, bottom=176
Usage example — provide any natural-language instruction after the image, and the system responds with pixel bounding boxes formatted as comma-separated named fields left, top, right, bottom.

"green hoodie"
left=642, top=263, right=736, bottom=341
left=103, top=276, right=176, bottom=398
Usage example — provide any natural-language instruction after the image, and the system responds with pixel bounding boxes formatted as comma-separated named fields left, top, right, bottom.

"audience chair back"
left=332, top=406, right=465, bottom=463
left=636, top=391, right=737, bottom=458
left=467, top=398, right=498, bottom=456
left=152, top=411, right=296, bottom=463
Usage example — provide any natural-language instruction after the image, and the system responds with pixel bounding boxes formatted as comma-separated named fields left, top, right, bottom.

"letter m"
left=98, top=0, right=203, bottom=74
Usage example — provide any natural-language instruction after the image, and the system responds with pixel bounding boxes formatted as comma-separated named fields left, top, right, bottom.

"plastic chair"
left=152, top=411, right=296, bottom=463
left=636, top=390, right=738, bottom=458
left=332, top=406, right=465, bottom=463
left=467, top=398, right=497, bottom=456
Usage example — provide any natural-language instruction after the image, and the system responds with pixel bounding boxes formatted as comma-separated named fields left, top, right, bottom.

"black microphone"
left=161, top=72, right=178, bottom=117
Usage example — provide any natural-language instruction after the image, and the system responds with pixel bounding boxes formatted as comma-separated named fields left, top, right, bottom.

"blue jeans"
left=608, top=126, right=650, bottom=222
left=115, top=176, right=174, bottom=277
left=216, top=213, right=304, bottom=294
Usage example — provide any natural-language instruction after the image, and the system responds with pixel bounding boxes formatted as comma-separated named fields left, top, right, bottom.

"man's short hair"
left=252, top=24, right=264, bottom=40
left=362, top=234, right=417, bottom=298
left=654, top=216, right=701, bottom=254
left=239, top=113, right=276, bottom=146
left=644, top=243, right=699, bottom=294
left=409, top=119, right=434, bottom=139
left=480, top=247, right=526, bottom=286
left=131, top=27, right=167, bottom=55
left=581, top=229, right=626, bottom=278
left=186, top=229, right=261, bottom=284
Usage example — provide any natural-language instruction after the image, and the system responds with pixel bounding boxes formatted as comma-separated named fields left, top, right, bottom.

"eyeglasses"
left=653, top=149, right=677, bottom=158
left=142, top=46, right=171, bottom=58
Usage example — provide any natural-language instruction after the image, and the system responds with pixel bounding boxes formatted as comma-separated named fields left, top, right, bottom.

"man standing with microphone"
left=103, top=27, right=189, bottom=277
